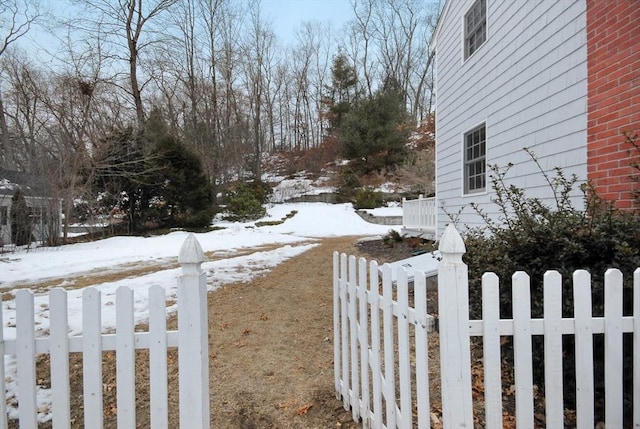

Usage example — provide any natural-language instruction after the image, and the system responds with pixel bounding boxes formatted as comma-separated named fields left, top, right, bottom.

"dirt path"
left=207, top=236, right=364, bottom=428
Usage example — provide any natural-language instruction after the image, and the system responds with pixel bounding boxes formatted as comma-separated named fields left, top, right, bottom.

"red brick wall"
left=586, top=0, right=640, bottom=210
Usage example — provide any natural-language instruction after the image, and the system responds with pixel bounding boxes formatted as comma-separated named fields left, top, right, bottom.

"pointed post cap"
left=178, top=233, right=205, bottom=274
left=438, top=224, right=466, bottom=264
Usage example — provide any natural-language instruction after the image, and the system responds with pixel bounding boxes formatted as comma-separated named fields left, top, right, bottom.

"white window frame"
left=464, top=0, right=487, bottom=60
left=463, top=123, right=486, bottom=195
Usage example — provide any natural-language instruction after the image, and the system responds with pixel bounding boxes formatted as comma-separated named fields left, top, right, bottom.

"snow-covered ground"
left=0, top=201, right=402, bottom=422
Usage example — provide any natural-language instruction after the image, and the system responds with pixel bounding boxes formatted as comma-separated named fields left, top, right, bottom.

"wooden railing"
left=402, top=195, right=436, bottom=235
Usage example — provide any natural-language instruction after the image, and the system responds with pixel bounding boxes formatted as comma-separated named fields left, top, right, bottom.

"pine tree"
left=10, top=188, right=32, bottom=246
left=323, top=53, right=359, bottom=134
left=340, top=77, right=412, bottom=173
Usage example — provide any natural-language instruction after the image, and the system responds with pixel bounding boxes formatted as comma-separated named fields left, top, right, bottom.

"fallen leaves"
left=277, top=399, right=315, bottom=417
left=296, top=403, right=314, bottom=415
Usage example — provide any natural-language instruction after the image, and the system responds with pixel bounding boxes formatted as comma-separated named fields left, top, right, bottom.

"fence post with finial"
left=177, top=233, right=210, bottom=429
left=437, top=224, right=473, bottom=427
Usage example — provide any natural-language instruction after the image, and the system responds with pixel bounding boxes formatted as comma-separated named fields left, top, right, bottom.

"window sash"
left=464, top=125, right=486, bottom=194
left=464, top=0, right=486, bottom=59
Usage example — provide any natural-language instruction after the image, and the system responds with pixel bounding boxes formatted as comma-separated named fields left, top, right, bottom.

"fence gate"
left=334, top=224, right=640, bottom=428
left=0, top=233, right=210, bottom=429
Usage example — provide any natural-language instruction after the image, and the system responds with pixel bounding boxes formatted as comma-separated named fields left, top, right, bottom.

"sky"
left=17, top=0, right=354, bottom=64
left=0, top=194, right=402, bottom=422
left=260, top=0, right=354, bottom=44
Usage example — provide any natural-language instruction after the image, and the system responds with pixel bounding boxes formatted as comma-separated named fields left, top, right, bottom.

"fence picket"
left=149, top=285, right=169, bottom=429
left=82, top=287, right=103, bottom=429
left=604, top=269, right=623, bottom=427
left=573, top=270, right=594, bottom=429
left=512, top=272, right=534, bottom=429
left=634, top=269, right=640, bottom=428
left=396, top=268, right=412, bottom=429
left=49, top=288, right=71, bottom=429
left=482, top=272, right=503, bottom=429
left=413, top=271, right=430, bottom=429
left=339, top=252, right=349, bottom=409
left=15, top=290, right=37, bottom=429
left=381, top=264, right=397, bottom=428
left=116, top=287, right=136, bottom=428
left=348, top=255, right=361, bottom=421
left=0, top=293, right=6, bottom=429
left=333, top=252, right=341, bottom=401
left=543, top=271, right=564, bottom=427
left=368, top=260, right=383, bottom=427
left=358, top=257, right=370, bottom=428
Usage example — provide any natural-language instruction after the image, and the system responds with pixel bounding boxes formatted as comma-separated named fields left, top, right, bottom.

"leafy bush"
left=455, top=149, right=639, bottom=420
left=352, top=187, right=384, bottom=209
left=224, top=181, right=272, bottom=221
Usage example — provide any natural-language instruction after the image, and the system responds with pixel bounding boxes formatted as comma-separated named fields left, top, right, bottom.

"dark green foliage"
left=10, top=188, right=32, bottom=246
left=340, top=79, right=411, bottom=174
left=457, top=149, right=639, bottom=420
left=91, top=128, right=149, bottom=233
left=324, top=53, right=359, bottom=133
left=92, top=126, right=214, bottom=232
left=224, top=180, right=272, bottom=221
left=352, top=187, right=384, bottom=209
left=145, top=136, right=215, bottom=228
left=335, top=168, right=361, bottom=203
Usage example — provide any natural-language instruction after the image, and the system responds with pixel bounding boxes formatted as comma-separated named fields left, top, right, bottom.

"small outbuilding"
left=0, top=169, right=62, bottom=247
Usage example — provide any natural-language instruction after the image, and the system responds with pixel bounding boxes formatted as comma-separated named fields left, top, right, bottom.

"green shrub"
left=352, top=186, right=384, bottom=209
left=224, top=182, right=269, bottom=221
left=382, top=229, right=404, bottom=247
left=336, top=168, right=361, bottom=203
left=453, top=148, right=639, bottom=421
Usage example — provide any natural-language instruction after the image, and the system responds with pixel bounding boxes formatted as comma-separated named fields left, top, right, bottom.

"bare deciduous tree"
left=0, top=0, right=40, bottom=169
left=72, top=0, right=177, bottom=130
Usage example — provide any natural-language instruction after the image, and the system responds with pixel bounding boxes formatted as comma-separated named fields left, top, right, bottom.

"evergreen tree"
left=340, top=78, right=412, bottom=173
left=324, top=53, right=359, bottom=134
left=10, top=188, right=32, bottom=246
left=92, top=128, right=150, bottom=233
left=146, top=135, right=215, bottom=228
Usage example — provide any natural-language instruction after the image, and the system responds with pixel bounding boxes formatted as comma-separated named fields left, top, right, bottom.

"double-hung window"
left=464, top=0, right=486, bottom=59
left=464, top=124, right=486, bottom=194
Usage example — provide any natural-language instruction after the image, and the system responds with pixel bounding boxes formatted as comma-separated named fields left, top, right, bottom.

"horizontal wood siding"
left=434, top=0, right=588, bottom=235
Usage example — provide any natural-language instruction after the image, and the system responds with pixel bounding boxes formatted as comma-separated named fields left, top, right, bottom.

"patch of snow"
left=1, top=201, right=401, bottom=422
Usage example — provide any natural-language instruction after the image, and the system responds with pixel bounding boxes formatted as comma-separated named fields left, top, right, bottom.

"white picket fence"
left=0, top=233, right=210, bottom=429
left=334, top=224, right=640, bottom=428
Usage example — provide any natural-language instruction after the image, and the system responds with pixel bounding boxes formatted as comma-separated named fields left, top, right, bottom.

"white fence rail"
left=0, top=233, right=210, bottom=429
left=401, top=195, right=436, bottom=238
left=334, top=224, right=640, bottom=428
